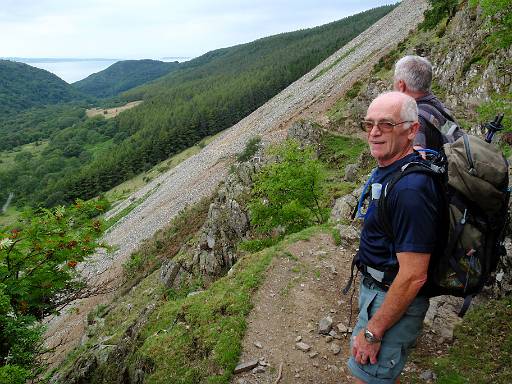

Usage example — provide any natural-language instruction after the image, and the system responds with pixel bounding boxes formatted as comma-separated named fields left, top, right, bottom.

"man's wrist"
left=364, top=328, right=382, bottom=344
left=365, top=321, right=385, bottom=340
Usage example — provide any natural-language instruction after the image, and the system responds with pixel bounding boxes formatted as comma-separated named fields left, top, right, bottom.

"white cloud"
left=0, top=0, right=395, bottom=58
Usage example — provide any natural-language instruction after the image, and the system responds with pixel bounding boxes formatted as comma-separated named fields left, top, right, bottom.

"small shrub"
left=237, top=136, right=261, bottom=162
left=238, top=237, right=280, bottom=253
left=249, top=140, right=327, bottom=235
left=419, top=0, right=458, bottom=31
left=345, top=80, right=363, bottom=99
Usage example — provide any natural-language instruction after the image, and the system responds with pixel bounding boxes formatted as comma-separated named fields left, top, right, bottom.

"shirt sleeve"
left=387, top=176, right=440, bottom=254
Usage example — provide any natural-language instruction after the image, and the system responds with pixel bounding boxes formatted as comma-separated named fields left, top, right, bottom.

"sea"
left=4, top=57, right=190, bottom=84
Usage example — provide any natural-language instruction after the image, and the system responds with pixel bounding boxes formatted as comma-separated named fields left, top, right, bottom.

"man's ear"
left=408, top=121, right=420, bottom=139
left=396, top=80, right=406, bottom=93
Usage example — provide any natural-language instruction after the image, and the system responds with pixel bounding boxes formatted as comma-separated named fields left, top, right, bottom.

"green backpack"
left=379, top=129, right=509, bottom=316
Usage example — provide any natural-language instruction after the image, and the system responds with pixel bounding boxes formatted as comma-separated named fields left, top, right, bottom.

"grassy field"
left=85, top=101, right=143, bottom=119
left=0, top=140, right=49, bottom=171
left=0, top=206, right=22, bottom=228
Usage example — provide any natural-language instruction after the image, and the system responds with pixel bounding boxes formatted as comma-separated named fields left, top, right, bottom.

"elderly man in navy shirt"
left=347, top=91, right=442, bottom=384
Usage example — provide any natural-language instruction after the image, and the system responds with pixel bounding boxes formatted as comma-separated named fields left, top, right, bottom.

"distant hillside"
left=73, top=59, right=180, bottom=98
left=0, top=60, right=86, bottom=118
left=0, top=4, right=397, bottom=207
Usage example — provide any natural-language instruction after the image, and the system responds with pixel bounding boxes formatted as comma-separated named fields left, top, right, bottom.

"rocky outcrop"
left=159, top=120, right=328, bottom=288
left=194, top=160, right=259, bottom=277
left=50, top=303, right=156, bottom=384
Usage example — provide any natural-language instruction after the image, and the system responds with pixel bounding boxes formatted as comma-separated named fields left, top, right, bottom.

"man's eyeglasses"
left=360, top=120, right=414, bottom=133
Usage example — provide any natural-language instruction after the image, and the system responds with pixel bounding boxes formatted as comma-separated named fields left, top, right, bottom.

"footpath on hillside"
left=231, top=232, right=459, bottom=384
left=232, top=232, right=358, bottom=384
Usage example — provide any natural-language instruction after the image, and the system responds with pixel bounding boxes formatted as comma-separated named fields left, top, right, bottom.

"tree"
left=249, top=140, right=327, bottom=235
left=0, top=199, right=109, bottom=382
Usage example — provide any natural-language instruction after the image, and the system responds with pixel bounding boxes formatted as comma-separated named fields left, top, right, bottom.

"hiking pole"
left=484, top=113, right=504, bottom=143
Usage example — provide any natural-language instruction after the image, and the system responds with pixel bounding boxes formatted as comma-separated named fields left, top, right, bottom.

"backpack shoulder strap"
left=378, top=162, right=441, bottom=240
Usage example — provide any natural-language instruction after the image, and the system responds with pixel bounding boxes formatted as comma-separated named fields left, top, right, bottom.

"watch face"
left=364, top=329, right=378, bottom=343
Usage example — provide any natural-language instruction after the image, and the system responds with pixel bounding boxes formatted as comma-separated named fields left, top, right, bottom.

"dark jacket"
left=414, top=93, right=456, bottom=151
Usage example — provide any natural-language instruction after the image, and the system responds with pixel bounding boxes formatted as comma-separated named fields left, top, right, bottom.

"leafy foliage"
left=0, top=60, right=87, bottom=119
left=0, top=104, right=87, bottom=151
left=236, top=136, right=261, bottom=162
left=420, top=0, right=459, bottom=31
left=73, top=59, right=181, bottom=98
left=0, top=199, right=107, bottom=381
left=249, top=140, right=327, bottom=235
left=470, top=0, right=512, bottom=48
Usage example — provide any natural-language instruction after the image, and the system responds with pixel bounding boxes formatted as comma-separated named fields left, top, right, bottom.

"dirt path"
left=233, top=232, right=360, bottom=384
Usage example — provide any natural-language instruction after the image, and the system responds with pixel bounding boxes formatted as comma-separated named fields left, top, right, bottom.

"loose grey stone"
left=253, top=341, right=263, bottom=349
left=419, top=370, right=437, bottom=381
left=296, top=342, right=312, bottom=352
left=318, top=316, right=333, bottom=334
left=331, top=344, right=341, bottom=355
left=234, top=360, right=259, bottom=374
left=252, top=366, right=266, bottom=374
left=309, top=351, right=319, bottom=358
left=336, top=323, right=348, bottom=333
left=328, top=330, right=337, bottom=337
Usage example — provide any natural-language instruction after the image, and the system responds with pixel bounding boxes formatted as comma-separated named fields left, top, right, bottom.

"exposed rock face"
left=344, top=163, right=359, bottom=182
left=287, top=120, right=324, bottom=153
left=430, top=6, right=511, bottom=107
left=331, top=186, right=364, bottom=224
left=50, top=304, right=156, bottom=384
left=174, top=120, right=326, bottom=284
left=423, top=296, right=464, bottom=344
left=195, top=161, right=258, bottom=276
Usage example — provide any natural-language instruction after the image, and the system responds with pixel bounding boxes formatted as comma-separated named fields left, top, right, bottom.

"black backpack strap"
left=378, top=162, right=441, bottom=241
left=458, top=295, right=473, bottom=317
left=343, top=253, right=359, bottom=295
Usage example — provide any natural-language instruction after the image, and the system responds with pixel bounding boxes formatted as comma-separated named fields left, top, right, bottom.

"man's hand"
left=352, top=329, right=380, bottom=365
left=413, top=145, right=426, bottom=159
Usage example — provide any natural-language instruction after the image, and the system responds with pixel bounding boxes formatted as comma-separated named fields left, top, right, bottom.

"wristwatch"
left=364, top=328, right=382, bottom=344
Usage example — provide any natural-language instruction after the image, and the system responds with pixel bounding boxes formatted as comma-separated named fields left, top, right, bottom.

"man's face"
left=365, top=96, right=417, bottom=167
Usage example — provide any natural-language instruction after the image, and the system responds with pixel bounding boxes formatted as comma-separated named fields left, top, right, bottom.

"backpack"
left=378, top=132, right=510, bottom=316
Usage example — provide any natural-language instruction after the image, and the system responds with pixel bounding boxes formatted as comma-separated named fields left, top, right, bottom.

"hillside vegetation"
left=73, top=59, right=181, bottom=98
left=0, top=4, right=396, bottom=208
left=0, top=60, right=87, bottom=119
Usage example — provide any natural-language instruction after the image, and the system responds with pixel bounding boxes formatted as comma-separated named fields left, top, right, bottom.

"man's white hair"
left=394, top=55, right=432, bottom=93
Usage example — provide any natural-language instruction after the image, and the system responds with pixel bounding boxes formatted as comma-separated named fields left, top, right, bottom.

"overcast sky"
left=1, top=0, right=396, bottom=59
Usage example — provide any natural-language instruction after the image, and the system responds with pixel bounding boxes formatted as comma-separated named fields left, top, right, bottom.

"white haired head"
left=394, top=55, right=433, bottom=93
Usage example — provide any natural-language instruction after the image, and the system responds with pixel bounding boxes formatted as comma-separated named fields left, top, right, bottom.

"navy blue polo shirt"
left=358, top=153, right=441, bottom=269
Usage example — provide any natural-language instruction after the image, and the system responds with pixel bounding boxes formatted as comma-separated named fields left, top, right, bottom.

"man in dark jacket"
left=393, top=55, right=456, bottom=151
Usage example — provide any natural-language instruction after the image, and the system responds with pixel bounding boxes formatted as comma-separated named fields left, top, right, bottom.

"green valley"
left=0, top=4, right=396, bottom=209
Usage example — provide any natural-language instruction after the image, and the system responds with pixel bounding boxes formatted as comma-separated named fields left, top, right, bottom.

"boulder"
left=159, top=260, right=182, bottom=288
left=331, top=194, right=358, bottom=223
left=344, top=163, right=359, bottom=182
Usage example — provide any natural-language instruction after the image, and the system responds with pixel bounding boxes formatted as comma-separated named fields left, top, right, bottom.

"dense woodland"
left=0, top=60, right=87, bottom=118
left=73, top=59, right=181, bottom=98
left=0, top=5, right=396, bottom=208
